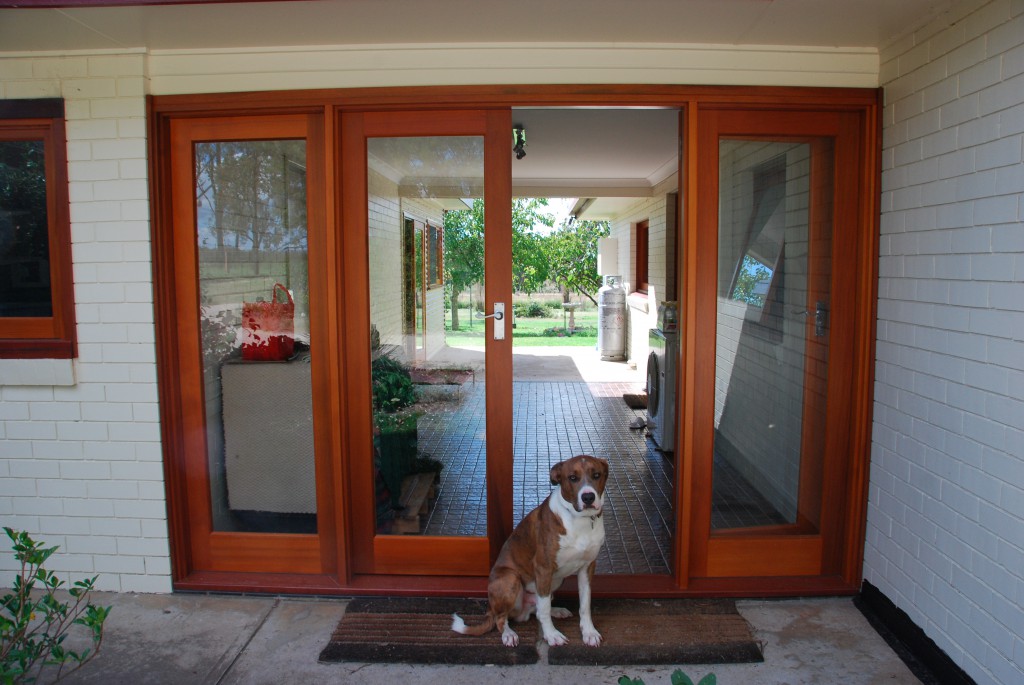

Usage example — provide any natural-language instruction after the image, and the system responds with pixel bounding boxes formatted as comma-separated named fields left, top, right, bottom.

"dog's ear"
left=549, top=461, right=564, bottom=485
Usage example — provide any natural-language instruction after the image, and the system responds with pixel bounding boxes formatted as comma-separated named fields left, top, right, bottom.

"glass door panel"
left=194, top=139, right=317, bottom=535
left=345, top=109, right=512, bottom=576
left=712, top=139, right=831, bottom=534
left=693, top=108, right=860, bottom=580
left=367, top=135, right=486, bottom=536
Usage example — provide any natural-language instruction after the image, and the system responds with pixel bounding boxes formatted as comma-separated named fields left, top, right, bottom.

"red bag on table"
left=241, top=283, right=295, bottom=361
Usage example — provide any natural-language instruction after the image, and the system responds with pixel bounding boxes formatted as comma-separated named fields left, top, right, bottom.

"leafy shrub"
left=371, top=354, right=417, bottom=414
left=513, top=301, right=550, bottom=318
left=0, top=528, right=110, bottom=684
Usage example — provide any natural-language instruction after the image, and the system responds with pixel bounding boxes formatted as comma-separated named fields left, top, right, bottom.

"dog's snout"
left=581, top=491, right=596, bottom=507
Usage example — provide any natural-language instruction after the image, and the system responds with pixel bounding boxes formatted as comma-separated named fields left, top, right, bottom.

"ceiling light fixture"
left=512, top=125, right=527, bottom=160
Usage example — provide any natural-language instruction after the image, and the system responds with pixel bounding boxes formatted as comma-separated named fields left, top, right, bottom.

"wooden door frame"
left=341, top=109, right=512, bottom=577
left=686, top=106, right=876, bottom=589
left=149, top=85, right=879, bottom=596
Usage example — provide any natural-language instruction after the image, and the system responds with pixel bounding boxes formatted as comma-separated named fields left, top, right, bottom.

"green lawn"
left=445, top=306, right=597, bottom=347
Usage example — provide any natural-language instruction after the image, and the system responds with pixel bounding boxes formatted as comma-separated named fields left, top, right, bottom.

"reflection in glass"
left=194, top=140, right=316, bottom=534
left=0, top=140, right=52, bottom=317
left=368, top=136, right=486, bottom=535
left=713, top=139, right=831, bottom=531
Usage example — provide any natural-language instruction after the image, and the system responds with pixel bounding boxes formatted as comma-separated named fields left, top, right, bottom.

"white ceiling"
left=0, top=0, right=959, bottom=53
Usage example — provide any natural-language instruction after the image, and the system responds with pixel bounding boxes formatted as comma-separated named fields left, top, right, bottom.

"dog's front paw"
left=543, top=628, right=569, bottom=646
left=501, top=624, right=520, bottom=647
left=550, top=607, right=573, bottom=619
left=582, top=627, right=603, bottom=647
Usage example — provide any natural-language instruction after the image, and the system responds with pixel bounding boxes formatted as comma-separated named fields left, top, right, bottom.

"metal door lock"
left=477, top=302, right=506, bottom=340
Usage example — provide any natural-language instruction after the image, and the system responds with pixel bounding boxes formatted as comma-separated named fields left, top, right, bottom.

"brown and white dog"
left=451, top=454, right=609, bottom=647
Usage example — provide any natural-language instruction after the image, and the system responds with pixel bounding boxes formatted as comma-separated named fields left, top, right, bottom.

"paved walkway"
left=58, top=592, right=923, bottom=684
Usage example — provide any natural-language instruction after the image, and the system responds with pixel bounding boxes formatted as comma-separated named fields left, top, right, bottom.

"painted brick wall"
left=866, top=1, right=1024, bottom=684
left=0, top=52, right=171, bottom=593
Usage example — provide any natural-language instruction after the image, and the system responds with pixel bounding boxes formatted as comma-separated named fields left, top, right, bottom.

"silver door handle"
left=476, top=302, right=506, bottom=340
left=793, top=301, right=828, bottom=337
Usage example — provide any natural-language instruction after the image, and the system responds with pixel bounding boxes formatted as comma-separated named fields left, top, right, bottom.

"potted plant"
left=371, top=353, right=420, bottom=508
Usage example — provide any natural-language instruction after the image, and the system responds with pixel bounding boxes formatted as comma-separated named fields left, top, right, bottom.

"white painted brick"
left=36, top=479, right=87, bottom=498
left=120, top=574, right=172, bottom=593
left=958, top=56, right=1002, bottom=95
left=981, top=73, right=1024, bottom=115
left=874, top=5, right=1024, bottom=684
left=975, top=135, right=1024, bottom=170
left=113, top=499, right=166, bottom=519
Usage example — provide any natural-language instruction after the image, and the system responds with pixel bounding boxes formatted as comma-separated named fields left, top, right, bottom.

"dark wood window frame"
left=0, top=99, right=76, bottom=359
left=635, top=219, right=649, bottom=294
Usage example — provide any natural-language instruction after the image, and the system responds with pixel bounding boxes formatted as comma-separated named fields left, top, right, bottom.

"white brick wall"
left=0, top=52, right=171, bottom=594
left=866, top=1, right=1024, bottom=684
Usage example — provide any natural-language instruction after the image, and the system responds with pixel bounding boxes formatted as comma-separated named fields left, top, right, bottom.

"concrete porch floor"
left=59, top=592, right=924, bottom=684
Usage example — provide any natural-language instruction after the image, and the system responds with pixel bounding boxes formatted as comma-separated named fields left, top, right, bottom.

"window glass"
left=0, top=139, right=51, bottom=317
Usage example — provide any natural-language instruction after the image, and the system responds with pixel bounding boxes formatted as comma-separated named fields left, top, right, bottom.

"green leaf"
left=671, top=669, right=696, bottom=685
left=696, top=675, right=717, bottom=685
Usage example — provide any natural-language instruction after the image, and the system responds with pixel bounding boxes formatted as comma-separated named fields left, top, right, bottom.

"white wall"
left=866, top=1, right=1024, bottom=684
left=0, top=52, right=170, bottom=593
left=608, top=195, right=669, bottom=372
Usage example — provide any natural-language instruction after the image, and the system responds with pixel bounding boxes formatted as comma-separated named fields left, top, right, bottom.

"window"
left=0, top=99, right=75, bottom=358
left=426, top=222, right=443, bottom=287
left=635, top=219, right=649, bottom=294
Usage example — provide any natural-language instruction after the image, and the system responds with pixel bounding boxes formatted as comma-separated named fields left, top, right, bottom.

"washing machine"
left=647, top=324, right=679, bottom=453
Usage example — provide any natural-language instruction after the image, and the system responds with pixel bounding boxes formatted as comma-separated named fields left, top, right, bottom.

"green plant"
left=373, top=407, right=420, bottom=434
left=371, top=354, right=417, bottom=413
left=618, top=670, right=716, bottom=685
left=514, top=301, right=550, bottom=318
left=0, top=528, right=111, bottom=684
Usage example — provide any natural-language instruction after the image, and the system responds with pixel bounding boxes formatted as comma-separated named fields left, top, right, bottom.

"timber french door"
left=342, top=110, right=513, bottom=576
left=689, top=108, right=867, bottom=582
left=165, top=113, right=336, bottom=575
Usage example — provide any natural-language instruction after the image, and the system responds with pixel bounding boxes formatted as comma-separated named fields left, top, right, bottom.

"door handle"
left=793, top=301, right=828, bottom=337
left=477, top=302, right=506, bottom=340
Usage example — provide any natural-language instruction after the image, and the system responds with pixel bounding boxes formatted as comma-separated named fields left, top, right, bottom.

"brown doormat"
left=318, top=597, right=539, bottom=665
left=623, top=392, right=648, bottom=409
left=319, top=597, right=762, bottom=667
left=548, top=598, right=764, bottom=665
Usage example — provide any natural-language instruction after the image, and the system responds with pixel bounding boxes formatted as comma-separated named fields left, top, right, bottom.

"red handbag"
left=241, top=283, right=295, bottom=361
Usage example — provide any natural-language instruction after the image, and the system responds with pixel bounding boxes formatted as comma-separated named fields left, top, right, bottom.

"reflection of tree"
left=195, top=141, right=307, bottom=271
left=442, top=200, right=484, bottom=331
left=544, top=219, right=610, bottom=305
left=732, top=255, right=771, bottom=307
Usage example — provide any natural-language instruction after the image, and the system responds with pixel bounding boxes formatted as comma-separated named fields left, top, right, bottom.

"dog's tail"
left=451, top=611, right=496, bottom=636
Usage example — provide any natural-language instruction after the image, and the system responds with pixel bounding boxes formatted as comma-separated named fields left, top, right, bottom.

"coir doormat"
left=547, top=598, right=764, bottom=666
left=318, top=597, right=762, bottom=666
left=318, top=597, right=540, bottom=665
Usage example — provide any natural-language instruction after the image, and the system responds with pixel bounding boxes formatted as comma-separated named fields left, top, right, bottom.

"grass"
left=445, top=306, right=597, bottom=348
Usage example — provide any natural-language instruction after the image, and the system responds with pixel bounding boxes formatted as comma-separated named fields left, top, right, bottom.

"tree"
left=511, top=198, right=553, bottom=294
left=443, top=198, right=554, bottom=329
left=543, top=218, right=610, bottom=305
